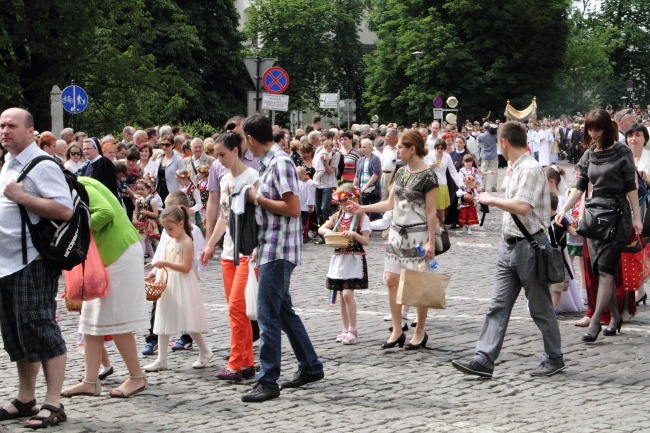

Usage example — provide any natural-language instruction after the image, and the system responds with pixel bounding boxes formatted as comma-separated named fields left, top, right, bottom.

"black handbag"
left=435, top=215, right=451, bottom=255
left=511, top=215, right=564, bottom=284
left=576, top=197, right=621, bottom=242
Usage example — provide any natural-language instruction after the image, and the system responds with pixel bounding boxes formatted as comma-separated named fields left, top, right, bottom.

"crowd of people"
left=0, top=104, right=649, bottom=428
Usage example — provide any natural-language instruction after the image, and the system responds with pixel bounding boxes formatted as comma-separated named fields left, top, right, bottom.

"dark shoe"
left=24, top=403, right=67, bottom=429
left=381, top=332, right=406, bottom=349
left=280, top=368, right=324, bottom=389
left=98, top=366, right=114, bottom=380
left=491, top=187, right=497, bottom=192
left=142, top=341, right=158, bottom=356
left=241, top=382, right=280, bottom=403
left=171, top=338, right=193, bottom=351
left=252, top=320, right=260, bottom=342
left=411, top=321, right=417, bottom=328
left=529, top=361, right=566, bottom=377
left=582, top=323, right=602, bottom=343
left=215, top=368, right=243, bottom=381
left=603, top=318, right=623, bottom=336
left=404, top=333, right=428, bottom=351
left=241, top=366, right=257, bottom=380
left=0, top=398, right=37, bottom=421
left=451, top=359, right=493, bottom=378
left=637, top=293, right=647, bottom=306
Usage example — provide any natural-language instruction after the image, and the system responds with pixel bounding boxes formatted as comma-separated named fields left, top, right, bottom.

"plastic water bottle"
left=415, top=245, right=438, bottom=270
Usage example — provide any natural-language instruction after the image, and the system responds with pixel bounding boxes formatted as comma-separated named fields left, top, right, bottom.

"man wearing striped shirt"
left=241, top=114, right=323, bottom=403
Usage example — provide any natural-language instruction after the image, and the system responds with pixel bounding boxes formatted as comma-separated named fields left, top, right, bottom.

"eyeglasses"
left=70, top=152, right=82, bottom=156
left=161, top=142, right=172, bottom=147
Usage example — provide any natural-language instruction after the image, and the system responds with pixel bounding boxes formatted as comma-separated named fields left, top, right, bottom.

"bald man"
left=133, top=130, right=148, bottom=148
left=0, top=107, right=73, bottom=427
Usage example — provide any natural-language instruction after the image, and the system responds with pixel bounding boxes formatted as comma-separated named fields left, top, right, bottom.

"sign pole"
left=255, top=55, right=261, bottom=113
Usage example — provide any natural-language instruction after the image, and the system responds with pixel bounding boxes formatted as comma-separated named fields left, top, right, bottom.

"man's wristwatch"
left=254, top=194, right=261, bottom=207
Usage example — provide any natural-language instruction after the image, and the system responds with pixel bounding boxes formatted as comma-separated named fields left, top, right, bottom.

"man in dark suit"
left=566, top=124, right=580, bottom=164
left=557, top=120, right=569, bottom=159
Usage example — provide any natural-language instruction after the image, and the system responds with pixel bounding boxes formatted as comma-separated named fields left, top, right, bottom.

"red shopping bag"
left=63, top=235, right=109, bottom=302
left=621, top=235, right=650, bottom=291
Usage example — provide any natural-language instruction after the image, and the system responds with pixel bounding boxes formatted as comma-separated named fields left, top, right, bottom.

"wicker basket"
left=65, top=296, right=82, bottom=313
left=144, top=268, right=167, bottom=301
left=132, top=220, right=147, bottom=230
left=324, top=232, right=349, bottom=248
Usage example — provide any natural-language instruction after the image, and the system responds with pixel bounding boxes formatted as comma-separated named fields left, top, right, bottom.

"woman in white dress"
left=424, top=138, right=463, bottom=223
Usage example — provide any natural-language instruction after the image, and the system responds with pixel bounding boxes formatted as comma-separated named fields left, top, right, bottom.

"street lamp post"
left=412, top=51, right=423, bottom=126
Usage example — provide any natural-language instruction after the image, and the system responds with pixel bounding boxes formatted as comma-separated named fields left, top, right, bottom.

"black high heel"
left=636, top=293, right=647, bottom=306
left=582, top=323, right=602, bottom=343
left=381, top=333, right=406, bottom=349
left=603, top=318, right=623, bottom=336
left=404, top=333, right=428, bottom=351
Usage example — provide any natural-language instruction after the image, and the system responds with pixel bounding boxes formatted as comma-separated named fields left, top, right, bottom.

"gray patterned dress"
left=385, top=167, right=439, bottom=274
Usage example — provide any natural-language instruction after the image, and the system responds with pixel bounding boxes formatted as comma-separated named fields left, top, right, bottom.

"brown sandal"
left=0, top=398, right=37, bottom=421
left=24, top=403, right=66, bottom=430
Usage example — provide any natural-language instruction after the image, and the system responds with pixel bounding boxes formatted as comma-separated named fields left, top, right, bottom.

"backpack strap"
left=15, top=156, right=61, bottom=264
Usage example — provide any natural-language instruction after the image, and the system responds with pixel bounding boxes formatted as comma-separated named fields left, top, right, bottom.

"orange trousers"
left=221, top=257, right=255, bottom=371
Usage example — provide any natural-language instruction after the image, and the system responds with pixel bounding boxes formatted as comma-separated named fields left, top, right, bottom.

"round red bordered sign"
left=262, top=67, right=290, bottom=94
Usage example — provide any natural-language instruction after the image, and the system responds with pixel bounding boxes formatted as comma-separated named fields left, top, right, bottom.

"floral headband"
left=176, top=170, right=191, bottom=179
left=137, top=174, right=156, bottom=189
left=198, top=166, right=209, bottom=174
left=333, top=188, right=360, bottom=202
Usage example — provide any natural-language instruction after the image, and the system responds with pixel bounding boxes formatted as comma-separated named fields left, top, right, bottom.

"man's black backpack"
left=16, top=156, right=91, bottom=271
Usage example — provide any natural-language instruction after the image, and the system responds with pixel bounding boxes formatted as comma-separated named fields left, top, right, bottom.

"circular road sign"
left=433, top=96, right=443, bottom=108
left=61, top=85, right=89, bottom=114
left=262, top=67, right=290, bottom=94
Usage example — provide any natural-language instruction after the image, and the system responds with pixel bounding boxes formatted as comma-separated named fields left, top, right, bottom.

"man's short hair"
left=159, top=125, right=173, bottom=137
left=273, top=131, right=285, bottom=143
left=146, top=128, right=158, bottom=139
left=174, top=135, right=185, bottom=145
left=60, top=127, right=74, bottom=140
left=498, top=121, right=527, bottom=148
left=242, top=114, right=273, bottom=144
left=386, top=128, right=398, bottom=138
left=122, top=126, right=135, bottom=136
left=312, top=115, right=321, bottom=124
left=308, top=130, right=321, bottom=142
left=320, top=130, right=333, bottom=140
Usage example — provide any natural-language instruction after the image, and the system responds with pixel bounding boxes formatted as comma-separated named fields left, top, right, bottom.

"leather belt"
left=383, top=170, right=393, bottom=173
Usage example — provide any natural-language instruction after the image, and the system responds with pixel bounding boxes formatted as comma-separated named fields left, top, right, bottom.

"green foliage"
left=364, top=0, right=571, bottom=124
left=0, top=0, right=248, bottom=135
left=245, top=0, right=368, bottom=122
left=177, top=120, right=220, bottom=139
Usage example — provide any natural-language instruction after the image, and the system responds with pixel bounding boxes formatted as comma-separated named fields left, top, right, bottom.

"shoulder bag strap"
left=510, top=214, right=539, bottom=250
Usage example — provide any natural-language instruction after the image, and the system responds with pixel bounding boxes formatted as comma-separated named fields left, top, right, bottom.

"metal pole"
left=255, top=55, right=261, bottom=113
left=416, top=58, right=421, bottom=125
left=347, top=102, right=350, bottom=131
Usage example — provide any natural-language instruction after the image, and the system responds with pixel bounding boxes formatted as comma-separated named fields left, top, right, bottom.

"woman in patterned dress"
left=350, top=129, right=438, bottom=350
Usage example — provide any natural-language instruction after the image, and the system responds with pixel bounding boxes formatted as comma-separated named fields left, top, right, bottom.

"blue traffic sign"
left=262, top=67, right=290, bottom=94
left=61, top=85, right=89, bottom=114
left=433, top=96, right=443, bottom=108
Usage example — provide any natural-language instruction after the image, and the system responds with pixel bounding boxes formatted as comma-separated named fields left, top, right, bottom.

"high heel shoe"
left=381, top=333, right=406, bottom=349
left=404, top=333, right=428, bottom=351
left=636, top=293, right=647, bottom=306
left=603, top=318, right=623, bottom=336
left=582, top=323, right=602, bottom=343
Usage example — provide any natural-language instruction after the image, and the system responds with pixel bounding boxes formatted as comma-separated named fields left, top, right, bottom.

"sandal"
left=0, top=398, right=37, bottom=421
left=61, top=380, right=101, bottom=397
left=574, top=316, right=591, bottom=327
left=108, top=375, right=148, bottom=398
left=24, top=403, right=66, bottom=430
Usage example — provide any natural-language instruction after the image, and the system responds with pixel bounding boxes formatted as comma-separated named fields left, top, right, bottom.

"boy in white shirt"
left=297, top=165, right=315, bottom=243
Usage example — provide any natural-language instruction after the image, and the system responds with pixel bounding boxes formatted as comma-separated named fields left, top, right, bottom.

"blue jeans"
left=256, top=259, right=322, bottom=389
left=315, top=187, right=333, bottom=226
left=473, top=234, right=564, bottom=369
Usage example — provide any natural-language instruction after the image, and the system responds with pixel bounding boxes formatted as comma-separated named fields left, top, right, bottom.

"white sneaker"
left=467, top=227, right=472, bottom=235
left=341, top=331, right=358, bottom=345
left=383, top=314, right=392, bottom=321
left=192, top=352, right=213, bottom=369
left=143, top=360, right=168, bottom=372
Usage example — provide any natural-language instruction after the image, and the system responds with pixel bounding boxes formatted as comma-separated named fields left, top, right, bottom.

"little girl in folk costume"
left=133, top=174, right=162, bottom=257
left=456, top=175, right=480, bottom=234
left=176, top=169, right=204, bottom=232
left=196, top=165, right=210, bottom=233
left=318, top=184, right=371, bottom=345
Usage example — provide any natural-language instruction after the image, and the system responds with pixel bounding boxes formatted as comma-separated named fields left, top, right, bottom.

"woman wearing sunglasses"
left=64, top=142, right=85, bottom=173
left=154, top=133, right=185, bottom=203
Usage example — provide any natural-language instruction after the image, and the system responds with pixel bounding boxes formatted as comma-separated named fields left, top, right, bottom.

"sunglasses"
left=70, top=152, right=82, bottom=156
left=161, top=142, right=173, bottom=147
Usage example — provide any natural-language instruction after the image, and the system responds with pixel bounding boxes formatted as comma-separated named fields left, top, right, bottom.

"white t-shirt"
left=219, top=168, right=259, bottom=260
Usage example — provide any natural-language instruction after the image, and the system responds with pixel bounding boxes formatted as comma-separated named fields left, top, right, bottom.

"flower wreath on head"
left=138, top=173, right=156, bottom=190
left=333, top=188, right=360, bottom=203
left=176, top=170, right=191, bottom=179
left=197, top=166, right=209, bottom=174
